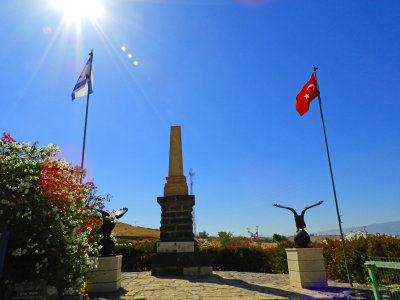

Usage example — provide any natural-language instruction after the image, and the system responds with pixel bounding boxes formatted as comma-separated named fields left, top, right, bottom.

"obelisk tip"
left=164, top=125, right=188, bottom=196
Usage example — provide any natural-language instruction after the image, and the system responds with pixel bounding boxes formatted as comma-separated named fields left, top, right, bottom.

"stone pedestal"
left=286, top=248, right=327, bottom=288
left=158, top=195, right=195, bottom=241
left=152, top=195, right=212, bottom=276
left=152, top=251, right=212, bottom=276
left=86, top=255, right=122, bottom=293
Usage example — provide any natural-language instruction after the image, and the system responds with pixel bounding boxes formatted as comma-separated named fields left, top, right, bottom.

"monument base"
left=86, top=255, right=122, bottom=293
left=286, top=248, right=327, bottom=288
left=151, top=242, right=212, bottom=276
left=151, top=252, right=212, bottom=276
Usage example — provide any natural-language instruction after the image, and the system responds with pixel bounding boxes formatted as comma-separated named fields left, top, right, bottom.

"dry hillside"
left=114, top=221, right=160, bottom=240
left=113, top=222, right=339, bottom=244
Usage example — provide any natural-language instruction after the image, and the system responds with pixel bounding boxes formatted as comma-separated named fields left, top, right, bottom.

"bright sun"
left=53, top=0, right=103, bottom=22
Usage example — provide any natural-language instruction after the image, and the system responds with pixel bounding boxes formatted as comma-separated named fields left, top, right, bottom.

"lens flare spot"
left=133, top=60, right=139, bottom=66
left=121, top=46, right=126, bottom=51
left=43, top=26, right=52, bottom=35
left=127, top=53, right=132, bottom=59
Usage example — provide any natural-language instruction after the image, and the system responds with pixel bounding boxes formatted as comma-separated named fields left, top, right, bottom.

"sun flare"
left=53, top=0, right=103, bottom=22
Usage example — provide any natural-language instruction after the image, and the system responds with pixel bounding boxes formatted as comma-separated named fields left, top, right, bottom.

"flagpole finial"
left=313, top=65, right=318, bottom=72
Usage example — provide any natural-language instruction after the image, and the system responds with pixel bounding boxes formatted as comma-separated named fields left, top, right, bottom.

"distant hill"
left=313, top=221, right=400, bottom=236
left=114, top=221, right=160, bottom=241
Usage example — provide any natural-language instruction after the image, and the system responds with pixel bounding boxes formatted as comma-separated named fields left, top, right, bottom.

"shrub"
left=113, top=234, right=400, bottom=285
left=0, top=134, right=105, bottom=295
left=202, top=244, right=272, bottom=273
left=198, top=230, right=209, bottom=238
left=115, top=239, right=156, bottom=271
left=272, top=233, right=288, bottom=242
left=314, top=235, right=400, bottom=284
left=269, top=240, right=296, bottom=273
left=218, top=231, right=234, bottom=245
left=313, top=239, right=347, bottom=282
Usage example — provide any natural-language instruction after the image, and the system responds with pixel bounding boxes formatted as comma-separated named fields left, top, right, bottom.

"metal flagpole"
left=80, top=49, right=94, bottom=183
left=313, top=65, right=353, bottom=287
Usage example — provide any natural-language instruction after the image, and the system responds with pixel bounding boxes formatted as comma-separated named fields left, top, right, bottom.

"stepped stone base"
left=156, top=241, right=195, bottom=253
left=152, top=194, right=212, bottom=276
left=157, top=195, right=195, bottom=241
left=86, top=255, right=122, bottom=293
left=286, top=248, right=327, bottom=288
left=151, top=251, right=212, bottom=276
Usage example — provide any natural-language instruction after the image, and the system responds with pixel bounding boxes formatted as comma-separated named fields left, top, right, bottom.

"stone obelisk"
left=164, top=125, right=188, bottom=196
left=151, top=125, right=212, bottom=276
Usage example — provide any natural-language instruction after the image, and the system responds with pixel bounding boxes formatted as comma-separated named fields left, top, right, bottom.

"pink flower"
left=1, top=132, right=16, bottom=144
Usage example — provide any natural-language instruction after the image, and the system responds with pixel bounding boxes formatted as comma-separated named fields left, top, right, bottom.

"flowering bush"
left=0, top=133, right=105, bottom=295
left=196, top=238, right=219, bottom=249
left=345, top=230, right=367, bottom=241
left=313, top=234, right=400, bottom=283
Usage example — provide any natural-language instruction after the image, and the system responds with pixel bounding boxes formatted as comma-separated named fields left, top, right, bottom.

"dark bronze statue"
left=273, top=201, right=323, bottom=247
left=86, top=207, right=128, bottom=256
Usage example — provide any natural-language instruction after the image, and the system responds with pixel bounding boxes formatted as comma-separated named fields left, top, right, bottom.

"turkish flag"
left=296, top=73, right=319, bottom=116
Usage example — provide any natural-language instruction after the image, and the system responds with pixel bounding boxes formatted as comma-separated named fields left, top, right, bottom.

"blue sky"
left=1, top=0, right=399, bottom=237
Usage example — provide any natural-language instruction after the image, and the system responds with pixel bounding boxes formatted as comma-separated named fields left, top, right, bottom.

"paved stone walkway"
left=89, top=271, right=374, bottom=300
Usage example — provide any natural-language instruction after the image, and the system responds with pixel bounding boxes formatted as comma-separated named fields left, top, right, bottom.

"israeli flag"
left=71, top=58, right=93, bottom=101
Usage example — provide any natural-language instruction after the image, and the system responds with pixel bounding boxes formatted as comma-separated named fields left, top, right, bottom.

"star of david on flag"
left=71, top=58, right=93, bottom=101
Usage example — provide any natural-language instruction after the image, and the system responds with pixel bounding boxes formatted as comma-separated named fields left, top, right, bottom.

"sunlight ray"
left=91, top=21, right=167, bottom=124
left=73, top=19, right=85, bottom=63
left=0, top=18, right=67, bottom=126
left=53, top=0, right=103, bottom=22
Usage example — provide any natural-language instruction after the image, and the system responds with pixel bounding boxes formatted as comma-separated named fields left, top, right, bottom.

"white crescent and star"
left=303, top=84, right=316, bottom=99
left=306, top=84, right=315, bottom=94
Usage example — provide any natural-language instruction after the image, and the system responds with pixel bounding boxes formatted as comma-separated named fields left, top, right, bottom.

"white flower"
left=11, top=248, right=23, bottom=256
left=345, top=230, right=367, bottom=241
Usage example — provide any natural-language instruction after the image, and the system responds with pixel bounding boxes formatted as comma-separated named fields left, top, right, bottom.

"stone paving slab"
left=88, top=271, right=374, bottom=300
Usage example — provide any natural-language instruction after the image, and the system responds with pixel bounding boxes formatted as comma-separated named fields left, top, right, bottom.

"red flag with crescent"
left=296, top=73, right=319, bottom=116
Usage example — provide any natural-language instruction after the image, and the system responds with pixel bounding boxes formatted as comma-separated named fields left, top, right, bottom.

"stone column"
left=164, top=125, right=188, bottom=196
left=151, top=125, right=212, bottom=276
